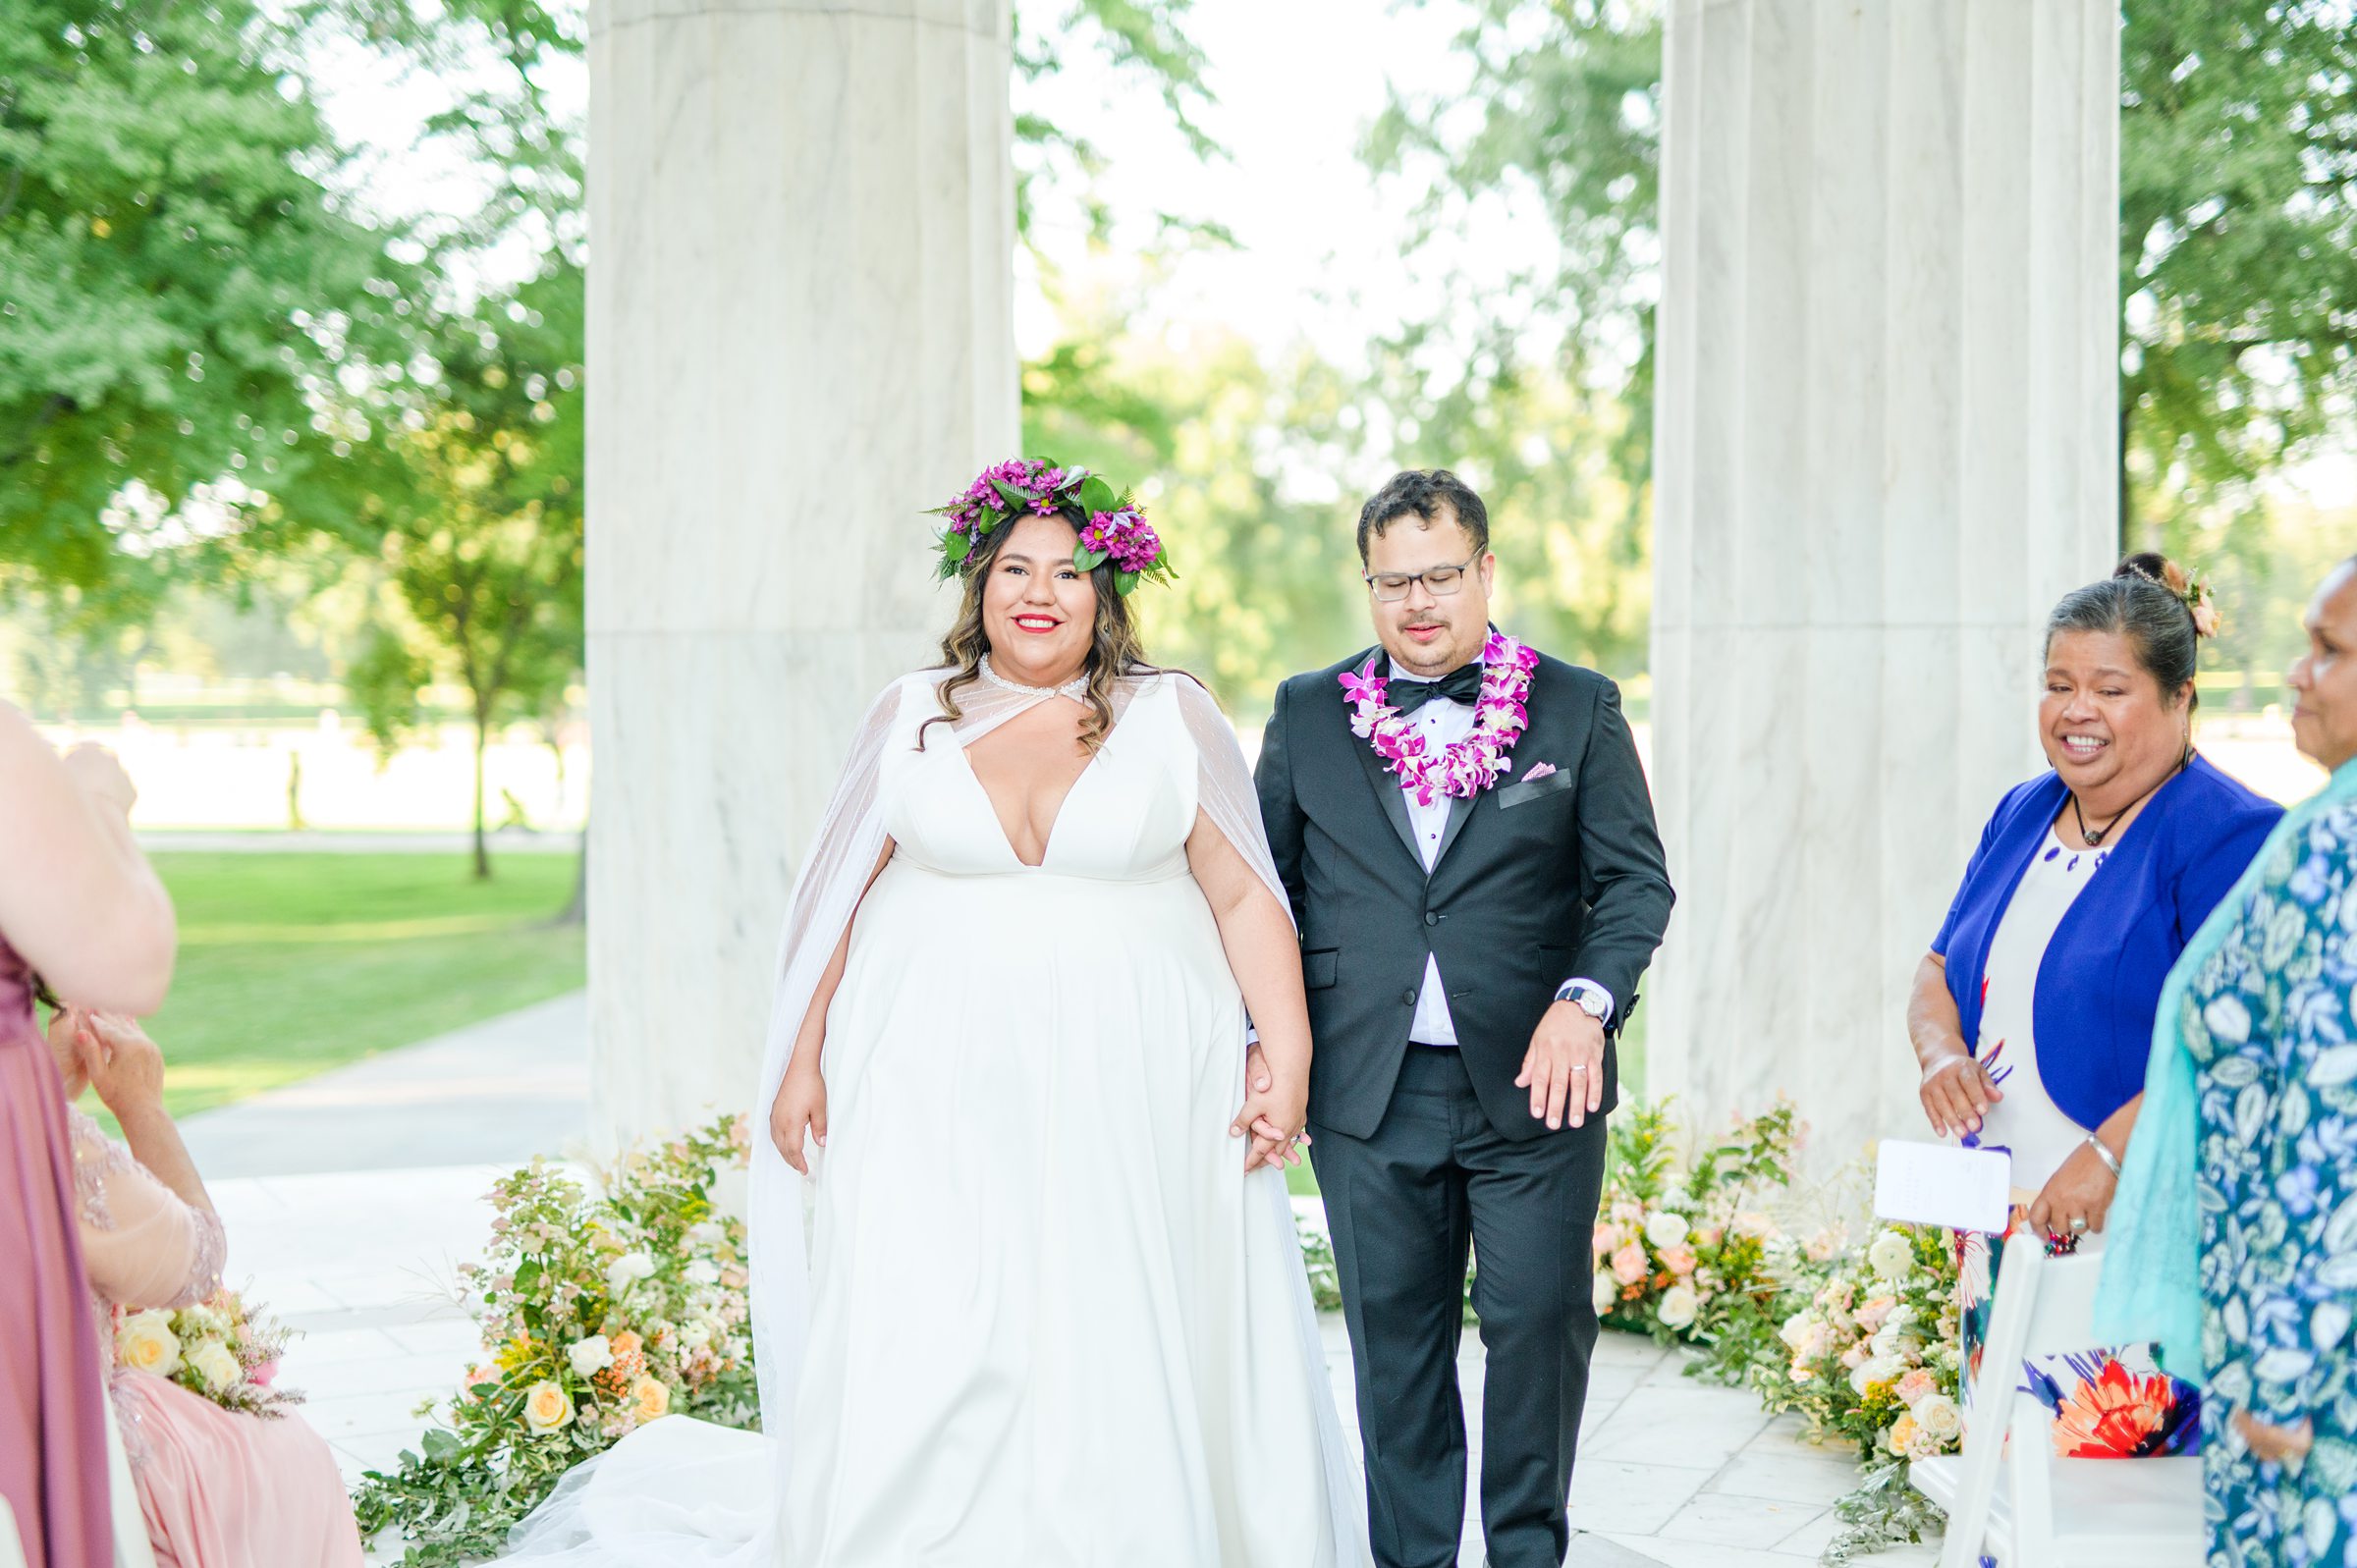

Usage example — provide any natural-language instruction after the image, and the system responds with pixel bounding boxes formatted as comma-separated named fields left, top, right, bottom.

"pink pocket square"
left=1521, top=763, right=1559, bottom=781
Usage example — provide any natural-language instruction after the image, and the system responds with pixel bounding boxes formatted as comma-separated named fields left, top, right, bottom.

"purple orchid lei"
left=1340, top=629, right=1540, bottom=807
left=927, top=457, right=1175, bottom=597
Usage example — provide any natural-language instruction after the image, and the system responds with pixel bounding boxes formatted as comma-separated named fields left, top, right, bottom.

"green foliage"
left=1370, top=0, right=2357, bottom=595
left=98, top=852, right=583, bottom=1125
left=0, top=0, right=408, bottom=593
left=353, top=1114, right=759, bottom=1566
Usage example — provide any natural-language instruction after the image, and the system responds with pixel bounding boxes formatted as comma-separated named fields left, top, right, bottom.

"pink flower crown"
left=927, top=458, right=1176, bottom=598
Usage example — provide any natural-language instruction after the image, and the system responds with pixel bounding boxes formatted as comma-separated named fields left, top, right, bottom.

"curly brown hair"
left=924, top=506, right=1158, bottom=754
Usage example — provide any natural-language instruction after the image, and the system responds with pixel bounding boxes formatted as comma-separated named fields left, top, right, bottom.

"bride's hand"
left=1231, top=1074, right=1308, bottom=1173
left=770, top=1063, right=828, bottom=1176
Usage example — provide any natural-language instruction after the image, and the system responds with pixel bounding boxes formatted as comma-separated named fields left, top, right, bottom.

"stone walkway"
left=184, top=994, right=1936, bottom=1566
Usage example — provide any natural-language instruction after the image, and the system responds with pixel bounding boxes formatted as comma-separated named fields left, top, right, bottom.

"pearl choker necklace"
left=979, top=655, right=1088, bottom=701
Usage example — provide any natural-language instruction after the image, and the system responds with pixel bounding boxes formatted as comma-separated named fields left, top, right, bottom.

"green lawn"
left=109, top=853, right=585, bottom=1121
left=1281, top=1002, right=1648, bottom=1198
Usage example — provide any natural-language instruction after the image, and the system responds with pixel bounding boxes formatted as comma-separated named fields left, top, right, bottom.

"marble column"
left=1647, top=0, right=2119, bottom=1161
left=585, top=0, right=1018, bottom=1146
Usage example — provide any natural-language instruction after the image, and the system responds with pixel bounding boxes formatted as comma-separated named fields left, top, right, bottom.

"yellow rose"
left=522, top=1379, right=575, bottom=1434
left=630, top=1375, right=672, bottom=1423
left=116, top=1311, right=183, bottom=1379
left=1887, top=1415, right=1919, bottom=1457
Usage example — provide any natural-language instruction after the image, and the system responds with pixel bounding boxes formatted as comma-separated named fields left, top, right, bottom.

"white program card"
left=1873, top=1140, right=2012, bottom=1234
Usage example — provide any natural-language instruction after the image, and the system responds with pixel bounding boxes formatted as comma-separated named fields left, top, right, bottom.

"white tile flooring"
left=210, top=1160, right=1934, bottom=1566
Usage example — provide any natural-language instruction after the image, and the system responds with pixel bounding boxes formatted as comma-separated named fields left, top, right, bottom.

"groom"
left=1253, top=469, right=1673, bottom=1568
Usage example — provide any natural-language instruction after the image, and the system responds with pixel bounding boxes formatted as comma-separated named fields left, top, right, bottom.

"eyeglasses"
left=1363, top=552, right=1480, bottom=603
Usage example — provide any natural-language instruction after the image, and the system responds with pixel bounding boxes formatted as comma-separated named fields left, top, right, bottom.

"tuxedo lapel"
left=1336, top=645, right=1423, bottom=869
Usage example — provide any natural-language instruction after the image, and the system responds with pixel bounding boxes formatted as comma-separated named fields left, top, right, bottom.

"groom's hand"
left=1517, top=1002, right=1606, bottom=1131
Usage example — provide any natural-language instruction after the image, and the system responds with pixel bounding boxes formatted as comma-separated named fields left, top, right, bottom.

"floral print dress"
left=1955, top=829, right=2200, bottom=1458
left=2178, top=796, right=2357, bottom=1568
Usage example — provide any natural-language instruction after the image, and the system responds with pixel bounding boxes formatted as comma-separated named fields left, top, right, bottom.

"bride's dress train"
left=501, top=670, right=1369, bottom=1566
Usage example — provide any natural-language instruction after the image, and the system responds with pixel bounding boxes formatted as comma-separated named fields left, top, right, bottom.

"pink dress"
left=67, top=1109, right=362, bottom=1568
left=0, top=936, right=111, bottom=1568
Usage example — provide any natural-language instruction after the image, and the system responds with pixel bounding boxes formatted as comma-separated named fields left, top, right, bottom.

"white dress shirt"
left=1388, top=659, right=1613, bottom=1048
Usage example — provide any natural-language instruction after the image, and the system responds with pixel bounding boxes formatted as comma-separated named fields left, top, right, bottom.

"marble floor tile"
left=1655, top=1489, right=1827, bottom=1549
left=1563, top=1458, right=1717, bottom=1536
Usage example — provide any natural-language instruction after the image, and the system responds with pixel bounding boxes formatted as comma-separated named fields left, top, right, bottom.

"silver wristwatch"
left=1556, top=980, right=1612, bottom=1022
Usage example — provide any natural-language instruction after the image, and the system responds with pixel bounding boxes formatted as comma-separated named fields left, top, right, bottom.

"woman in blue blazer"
left=1905, top=555, right=2280, bottom=1459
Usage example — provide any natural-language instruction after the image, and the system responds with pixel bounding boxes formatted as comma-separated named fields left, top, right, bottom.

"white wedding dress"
left=502, top=666, right=1369, bottom=1567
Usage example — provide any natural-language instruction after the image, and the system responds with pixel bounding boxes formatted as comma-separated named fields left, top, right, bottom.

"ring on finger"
left=2068, top=1217, right=2089, bottom=1234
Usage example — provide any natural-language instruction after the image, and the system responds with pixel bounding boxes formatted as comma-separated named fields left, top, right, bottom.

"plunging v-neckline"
left=954, top=729, right=1108, bottom=870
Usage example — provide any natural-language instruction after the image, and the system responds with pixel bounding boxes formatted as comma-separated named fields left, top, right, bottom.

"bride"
left=504, top=460, right=1371, bottom=1566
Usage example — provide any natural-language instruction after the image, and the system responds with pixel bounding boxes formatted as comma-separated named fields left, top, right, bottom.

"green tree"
left=356, top=262, right=584, bottom=880
left=1367, top=0, right=2357, bottom=573
left=0, top=0, right=406, bottom=596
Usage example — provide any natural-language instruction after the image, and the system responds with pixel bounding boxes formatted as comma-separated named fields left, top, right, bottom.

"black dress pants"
left=1309, top=1045, right=1610, bottom=1568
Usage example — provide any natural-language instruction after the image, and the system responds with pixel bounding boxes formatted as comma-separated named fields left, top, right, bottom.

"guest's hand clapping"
left=58, top=1008, right=165, bottom=1113
left=59, top=742, right=137, bottom=816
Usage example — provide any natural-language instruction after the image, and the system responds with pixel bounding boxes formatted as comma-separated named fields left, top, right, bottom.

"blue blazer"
left=1931, top=755, right=2281, bottom=1132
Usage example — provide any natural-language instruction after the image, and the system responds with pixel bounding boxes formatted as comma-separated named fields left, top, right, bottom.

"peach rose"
left=630, top=1375, right=672, bottom=1423
left=522, top=1379, right=574, bottom=1434
left=1609, top=1242, right=1649, bottom=1287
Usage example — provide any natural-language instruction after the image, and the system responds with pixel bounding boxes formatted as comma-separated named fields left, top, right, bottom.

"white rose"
left=522, top=1379, right=574, bottom=1433
left=1778, top=1310, right=1822, bottom=1352
left=1868, top=1229, right=1914, bottom=1280
left=685, top=1259, right=721, bottom=1287
left=1657, top=1285, right=1699, bottom=1330
left=680, top=1319, right=715, bottom=1351
left=567, top=1334, right=615, bottom=1379
left=1593, top=1271, right=1619, bottom=1317
left=605, top=1252, right=655, bottom=1297
left=1913, top=1393, right=1962, bottom=1444
left=1849, top=1353, right=1904, bottom=1396
left=686, top=1220, right=726, bottom=1250
left=187, top=1338, right=242, bottom=1393
left=116, top=1311, right=183, bottom=1379
left=1644, top=1211, right=1690, bottom=1250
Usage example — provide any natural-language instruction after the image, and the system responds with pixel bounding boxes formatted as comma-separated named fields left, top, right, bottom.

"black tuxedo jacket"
left=1255, top=645, right=1674, bottom=1142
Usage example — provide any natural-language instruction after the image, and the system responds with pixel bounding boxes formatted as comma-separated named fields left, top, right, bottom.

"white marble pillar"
left=585, top=0, right=1018, bottom=1146
left=1647, top=0, right=2119, bottom=1161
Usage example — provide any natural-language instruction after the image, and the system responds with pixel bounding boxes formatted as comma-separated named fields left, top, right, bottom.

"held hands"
left=1232, top=1042, right=1308, bottom=1173
left=1517, top=1000, right=1604, bottom=1131
left=54, top=1008, right=165, bottom=1113
left=1918, top=1046, right=2002, bottom=1138
left=769, top=1062, right=828, bottom=1177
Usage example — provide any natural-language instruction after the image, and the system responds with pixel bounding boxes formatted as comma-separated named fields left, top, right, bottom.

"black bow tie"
left=1387, top=661, right=1484, bottom=716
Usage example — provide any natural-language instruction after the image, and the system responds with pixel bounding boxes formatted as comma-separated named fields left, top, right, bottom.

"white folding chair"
left=0, top=1492, right=24, bottom=1568
left=102, top=1398, right=157, bottom=1568
left=1908, top=1241, right=2202, bottom=1568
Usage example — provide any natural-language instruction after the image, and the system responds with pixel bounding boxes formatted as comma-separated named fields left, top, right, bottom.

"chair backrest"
left=2015, top=1248, right=2105, bottom=1359
left=0, top=1492, right=24, bottom=1568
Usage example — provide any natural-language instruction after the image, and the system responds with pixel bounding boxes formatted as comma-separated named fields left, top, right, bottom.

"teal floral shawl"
left=2096, top=755, right=2357, bottom=1382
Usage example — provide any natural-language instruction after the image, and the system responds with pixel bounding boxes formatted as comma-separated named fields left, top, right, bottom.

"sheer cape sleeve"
left=1173, top=674, right=1296, bottom=935
left=68, top=1108, right=226, bottom=1312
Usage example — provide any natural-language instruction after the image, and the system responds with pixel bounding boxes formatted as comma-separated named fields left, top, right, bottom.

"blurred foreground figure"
left=49, top=1010, right=361, bottom=1568
left=0, top=710, right=177, bottom=1567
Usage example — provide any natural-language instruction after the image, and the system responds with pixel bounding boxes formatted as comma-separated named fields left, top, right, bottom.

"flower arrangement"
left=1587, top=1097, right=1801, bottom=1351
left=353, top=1113, right=761, bottom=1567
left=114, top=1287, right=301, bottom=1419
left=1339, top=628, right=1540, bottom=805
left=927, top=457, right=1175, bottom=596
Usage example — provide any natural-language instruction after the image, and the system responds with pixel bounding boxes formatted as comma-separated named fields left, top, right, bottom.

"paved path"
left=184, top=994, right=1933, bottom=1565
left=180, top=992, right=589, bottom=1178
